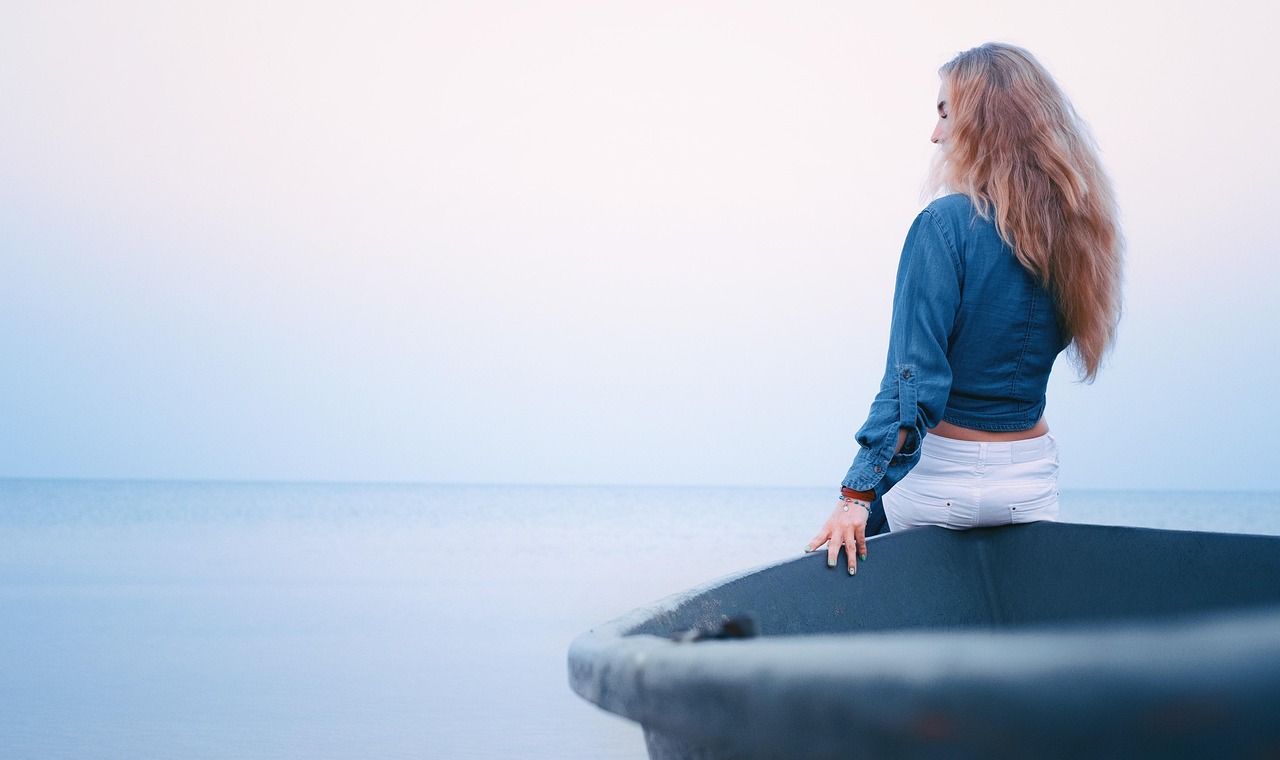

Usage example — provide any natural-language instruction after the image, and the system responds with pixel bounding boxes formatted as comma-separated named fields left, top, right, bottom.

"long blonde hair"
left=930, top=43, right=1122, bottom=381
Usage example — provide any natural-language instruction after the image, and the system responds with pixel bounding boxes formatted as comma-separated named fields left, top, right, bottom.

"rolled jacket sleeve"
left=842, top=208, right=963, bottom=496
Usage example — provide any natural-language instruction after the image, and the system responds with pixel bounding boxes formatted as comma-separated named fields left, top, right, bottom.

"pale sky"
left=2, top=1, right=1277, bottom=489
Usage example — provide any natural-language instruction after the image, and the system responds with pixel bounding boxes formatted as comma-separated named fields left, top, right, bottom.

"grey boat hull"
left=568, top=522, right=1280, bottom=759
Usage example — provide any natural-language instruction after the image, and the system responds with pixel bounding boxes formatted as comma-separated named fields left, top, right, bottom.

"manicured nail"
left=859, top=552, right=868, bottom=561
left=827, top=558, right=836, bottom=568
left=804, top=545, right=812, bottom=553
left=848, top=566, right=857, bottom=576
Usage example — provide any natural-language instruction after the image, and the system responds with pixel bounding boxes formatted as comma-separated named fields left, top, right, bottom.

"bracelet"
left=838, top=495, right=873, bottom=516
left=841, top=486, right=876, bottom=501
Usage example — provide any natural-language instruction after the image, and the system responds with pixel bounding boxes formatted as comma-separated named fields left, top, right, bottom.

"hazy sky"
left=2, top=1, right=1277, bottom=489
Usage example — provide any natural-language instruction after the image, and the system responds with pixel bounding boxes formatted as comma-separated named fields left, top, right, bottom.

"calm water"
left=2, top=481, right=1278, bottom=759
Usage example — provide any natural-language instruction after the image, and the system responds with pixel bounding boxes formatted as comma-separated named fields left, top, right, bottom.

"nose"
left=931, top=123, right=942, bottom=144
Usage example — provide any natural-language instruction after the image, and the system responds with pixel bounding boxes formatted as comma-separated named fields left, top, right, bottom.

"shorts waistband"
left=921, top=432, right=1055, bottom=465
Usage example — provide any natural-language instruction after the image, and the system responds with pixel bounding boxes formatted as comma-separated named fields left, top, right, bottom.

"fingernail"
left=827, top=558, right=836, bottom=568
left=804, top=545, right=812, bottom=553
left=859, top=552, right=868, bottom=561
left=848, top=566, right=856, bottom=576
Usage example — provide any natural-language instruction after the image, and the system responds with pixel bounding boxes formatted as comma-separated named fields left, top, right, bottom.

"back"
left=927, top=194, right=1067, bottom=431
left=842, top=194, right=1069, bottom=497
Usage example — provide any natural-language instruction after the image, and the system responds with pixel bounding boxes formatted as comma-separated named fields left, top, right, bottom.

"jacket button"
left=902, top=369, right=911, bottom=378
left=874, top=465, right=882, bottom=473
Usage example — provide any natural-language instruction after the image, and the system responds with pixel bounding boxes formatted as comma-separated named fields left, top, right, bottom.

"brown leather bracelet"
left=841, top=486, right=876, bottom=502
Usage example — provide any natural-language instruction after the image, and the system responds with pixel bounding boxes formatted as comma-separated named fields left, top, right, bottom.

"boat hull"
left=568, top=522, right=1280, bottom=759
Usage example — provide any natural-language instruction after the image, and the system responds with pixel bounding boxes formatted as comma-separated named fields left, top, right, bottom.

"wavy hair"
left=929, top=43, right=1122, bottom=381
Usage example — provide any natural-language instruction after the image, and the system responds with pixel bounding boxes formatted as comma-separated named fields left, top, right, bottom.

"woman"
left=806, top=43, right=1123, bottom=575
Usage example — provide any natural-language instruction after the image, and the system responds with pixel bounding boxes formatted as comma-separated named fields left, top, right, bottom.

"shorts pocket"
left=1008, top=492, right=1059, bottom=524
left=883, top=489, right=957, bottom=531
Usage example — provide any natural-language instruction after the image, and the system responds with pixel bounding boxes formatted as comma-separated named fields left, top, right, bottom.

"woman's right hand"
left=804, top=498, right=870, bottom=575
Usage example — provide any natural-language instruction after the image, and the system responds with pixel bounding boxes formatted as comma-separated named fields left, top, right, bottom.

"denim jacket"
left=842, top=194, right=1068, bottom=497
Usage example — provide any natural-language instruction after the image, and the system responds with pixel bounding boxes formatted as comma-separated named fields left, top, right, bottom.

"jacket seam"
left=921, top=208, right=964, bottom=282
left=1010, top=282, right=1037, bottom=398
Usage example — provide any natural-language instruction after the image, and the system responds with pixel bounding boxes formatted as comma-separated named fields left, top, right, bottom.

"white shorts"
left=882, top=432, right=1060, bottom=531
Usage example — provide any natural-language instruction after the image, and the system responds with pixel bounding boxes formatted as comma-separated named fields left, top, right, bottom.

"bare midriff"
left=930, top=418, right=1049, bottom=442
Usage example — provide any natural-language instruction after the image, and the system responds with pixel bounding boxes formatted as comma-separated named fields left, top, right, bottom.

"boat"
left=568, top=521, right=1280, bottom=759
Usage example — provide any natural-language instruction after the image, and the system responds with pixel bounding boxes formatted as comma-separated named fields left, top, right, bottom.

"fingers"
left=835, top=522, right=867, bottom=576
left=804, top=529, right=830, bottom=555
left=845, top=531, right=858, bottom=576
left=806, top=509, right=869, bottom=577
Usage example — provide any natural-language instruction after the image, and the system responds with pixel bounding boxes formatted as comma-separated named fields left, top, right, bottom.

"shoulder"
left=909, top=194, right=977, bottom=254
left=899, top=196, right=968, bottom=276
left=919, top=193, right=999, bottom=247
left=921, top=193, right=980, bottom=228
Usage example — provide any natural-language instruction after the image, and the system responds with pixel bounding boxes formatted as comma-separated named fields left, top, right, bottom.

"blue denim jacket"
left=842, top=194, right=1068, bottom=497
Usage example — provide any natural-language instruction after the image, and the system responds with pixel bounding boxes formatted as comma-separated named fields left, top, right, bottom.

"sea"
left=2, top=481, right=1279, bottom=760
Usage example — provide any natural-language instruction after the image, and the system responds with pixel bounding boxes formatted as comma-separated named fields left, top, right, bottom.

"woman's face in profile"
left=931, top=82, right=951, bottom=145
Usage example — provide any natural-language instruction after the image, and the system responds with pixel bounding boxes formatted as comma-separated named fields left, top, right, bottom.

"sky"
left=2, top=1, right=1277, bottom=490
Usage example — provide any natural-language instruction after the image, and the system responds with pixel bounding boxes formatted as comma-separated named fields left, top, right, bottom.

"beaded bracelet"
left=838, top=495, right=873, bottom=516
